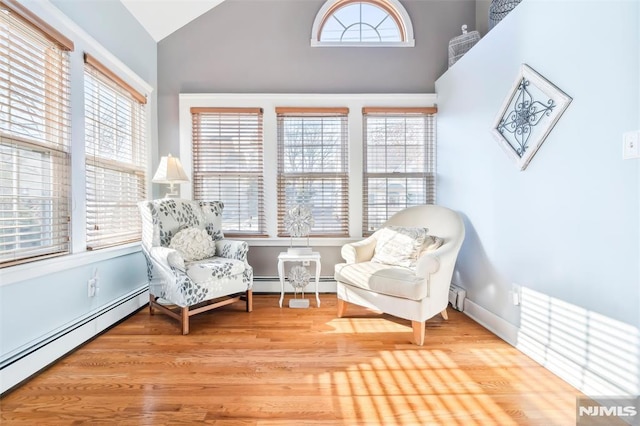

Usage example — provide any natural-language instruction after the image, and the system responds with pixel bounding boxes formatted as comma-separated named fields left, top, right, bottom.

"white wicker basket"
left=448, top=25, right=480, bottom=68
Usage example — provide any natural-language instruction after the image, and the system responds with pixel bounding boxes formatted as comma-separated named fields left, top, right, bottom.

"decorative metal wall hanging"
left=489, top=0, right=523, bottom=30
left=448, top=25, right=481, bottom=68
left=491, top=64, right=572, bottom=171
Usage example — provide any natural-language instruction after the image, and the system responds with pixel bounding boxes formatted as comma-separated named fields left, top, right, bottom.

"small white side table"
left=278, top=251, right=321, bottom=308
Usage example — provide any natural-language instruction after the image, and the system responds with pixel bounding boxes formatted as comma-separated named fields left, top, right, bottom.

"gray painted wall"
left=157, top=0, right=475, bottom=276
left=436, top=0, right=639, bottom=396
left=157, top=0, right=476, bottom=159
left=475, top=0, right=490, bottom=36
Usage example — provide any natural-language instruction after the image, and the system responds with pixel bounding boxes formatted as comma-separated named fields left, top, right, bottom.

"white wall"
left=436, top=0, right=639, bottom=397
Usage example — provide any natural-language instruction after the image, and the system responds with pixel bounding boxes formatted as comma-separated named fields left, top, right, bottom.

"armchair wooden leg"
left=441, top=309, right=448, bottom=320
left=337, top=298, right=347, bottom=318
left=246, top=289, right=253, bottom=312
left=181, top=307, right=189, bottom=335
left=412, top=320, right=425, bottom=346
left=149, top=294, right=155, bottom=315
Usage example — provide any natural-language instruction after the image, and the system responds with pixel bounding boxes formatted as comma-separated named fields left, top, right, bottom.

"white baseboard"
left=462, top=299, right=519, bottom=346
left=0, top=286, right=148, bottom=395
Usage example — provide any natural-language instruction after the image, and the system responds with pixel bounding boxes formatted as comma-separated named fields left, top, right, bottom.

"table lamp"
left=152, top=154, right=189, bottom=197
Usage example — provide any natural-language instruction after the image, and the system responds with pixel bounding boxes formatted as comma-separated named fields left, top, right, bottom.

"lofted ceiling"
left=120, top=0, right=225, bottom=42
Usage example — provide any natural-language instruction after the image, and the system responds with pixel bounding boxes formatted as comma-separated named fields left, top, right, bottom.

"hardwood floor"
left=1, top=295, right=580, bottom=425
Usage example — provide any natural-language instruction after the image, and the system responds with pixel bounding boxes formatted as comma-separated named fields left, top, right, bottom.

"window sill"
left=0, top=243, right=142, bottom=287
left=242, top=237, right=360, bottom=247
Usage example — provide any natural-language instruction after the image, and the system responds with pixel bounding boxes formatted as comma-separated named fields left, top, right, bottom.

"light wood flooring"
left=1, top=295, right=581, bottom=425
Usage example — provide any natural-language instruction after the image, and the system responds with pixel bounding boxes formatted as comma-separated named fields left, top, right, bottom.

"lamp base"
left=289, top=299, right=310, bottom=309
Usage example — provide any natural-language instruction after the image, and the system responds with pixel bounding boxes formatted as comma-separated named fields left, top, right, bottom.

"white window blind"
left=0, top=1, right=72, bottom=267
left=277, top=107, right=349, bottom=237
left=363, top=107, right=436, bottom=234
left=84, top=54, right=147, bottom=249
left=191, top=107, right=265, bottom=236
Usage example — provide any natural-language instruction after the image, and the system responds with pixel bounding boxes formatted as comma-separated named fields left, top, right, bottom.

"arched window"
left=311, top=0, right=414, bottom=47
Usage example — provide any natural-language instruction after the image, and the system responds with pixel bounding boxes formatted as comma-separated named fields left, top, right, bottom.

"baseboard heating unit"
left=448, top=283, right=466, bottom=311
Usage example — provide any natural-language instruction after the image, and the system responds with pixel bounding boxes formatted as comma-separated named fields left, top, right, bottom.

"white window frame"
left=310, top=0, right=415, bottom=47
left=179, top=93, right=436, bottom=246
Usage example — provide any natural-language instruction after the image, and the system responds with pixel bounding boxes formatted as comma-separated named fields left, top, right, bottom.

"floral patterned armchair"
left=138, top=198, right=253, bottom=334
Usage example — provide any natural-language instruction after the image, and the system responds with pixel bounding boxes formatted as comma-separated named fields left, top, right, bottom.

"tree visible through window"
left=312, top=0, right=414, bottom=46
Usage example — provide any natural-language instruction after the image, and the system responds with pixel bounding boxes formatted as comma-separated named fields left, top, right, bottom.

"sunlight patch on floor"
left=324, top=317, right=410, bottom=334
left=313, top=348, right=541, bottom=425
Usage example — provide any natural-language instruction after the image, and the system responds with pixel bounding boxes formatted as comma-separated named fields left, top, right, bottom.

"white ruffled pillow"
left=169, top=227, right=216, bottom=262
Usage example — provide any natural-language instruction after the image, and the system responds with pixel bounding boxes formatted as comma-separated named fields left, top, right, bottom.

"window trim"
left=179, top=93, right=436, bottom=240
left=310, top=0, right=415, bottom=47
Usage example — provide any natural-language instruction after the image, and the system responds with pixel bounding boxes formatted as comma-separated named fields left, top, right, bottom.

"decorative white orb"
left=283, top=205, right=314, bottom=238
left=289, top=265, right=310, bottom=289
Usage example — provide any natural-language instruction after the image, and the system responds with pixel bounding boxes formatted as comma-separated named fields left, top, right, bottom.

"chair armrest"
left=148, top=246, right=186, bottom=272
left=415, top=253, right=440, bottom=278
left=415, top=239, right=462, bottom=278
left=216, top=239, right=249, bottom=262
left=341, top=235, right=377, bottom=264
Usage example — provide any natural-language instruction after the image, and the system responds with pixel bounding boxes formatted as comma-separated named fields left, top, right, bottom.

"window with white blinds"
left=84, top=54, right=147, bottom=249
left=0, top=1, right=73, bottom=267
left=363, top=107, right=436, bottom=234
left=191, top=107, right=265, bottom=236
left=277, top=107, right=349, bottom=237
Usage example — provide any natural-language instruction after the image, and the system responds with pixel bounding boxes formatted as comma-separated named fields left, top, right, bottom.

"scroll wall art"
left=491, top=64, right=572, bottom=170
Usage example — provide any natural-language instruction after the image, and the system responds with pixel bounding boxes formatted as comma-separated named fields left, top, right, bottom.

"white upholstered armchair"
left=334, top=205, right=465, bottom=345
left=138, top=198, right=253, bottom=334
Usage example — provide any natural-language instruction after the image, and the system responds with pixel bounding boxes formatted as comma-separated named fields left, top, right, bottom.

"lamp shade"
left=152, top=154, right=189, bottom=184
